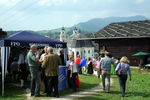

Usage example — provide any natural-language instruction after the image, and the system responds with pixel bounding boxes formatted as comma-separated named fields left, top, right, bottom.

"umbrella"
left=145, top=64, right=150, bottom=67
left=132, top=52, right=150, bottom=56
left=93, top=52, right=99, bottom=55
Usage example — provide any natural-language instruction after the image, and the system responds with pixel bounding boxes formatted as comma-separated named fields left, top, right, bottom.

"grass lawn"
left=0, top=82, right=26, bottom=100
left=74, top=68, right=150, bottom=100
left=0, top=73, right=100, bottom=100
left=59, top=73, right=101, bottom=96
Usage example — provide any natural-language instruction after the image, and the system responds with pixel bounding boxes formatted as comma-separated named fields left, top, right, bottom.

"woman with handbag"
left=115, top=56, right=131, bottom=97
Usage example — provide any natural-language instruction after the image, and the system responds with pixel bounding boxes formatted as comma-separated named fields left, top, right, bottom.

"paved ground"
left=25, top=85, right=101, bottom=100
left=25, top=78, right=113, bottom=100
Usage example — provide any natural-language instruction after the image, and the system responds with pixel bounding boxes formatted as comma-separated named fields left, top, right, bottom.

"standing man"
left=100, top=52, right=113, bottom=93
left=39, top=46, right=49, bottom=93
left=59, top=49, right=65, bottom=66
left=42, top=47, right=61, bottom=97
left=18, top=49, right=27, bottom=88
left=26, top=44, right=41, bottom=97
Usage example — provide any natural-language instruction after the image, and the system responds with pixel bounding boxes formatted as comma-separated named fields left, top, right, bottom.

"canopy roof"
left=0, top=31, right=66, bottom=48
left=132, top=52, right=150, bottom=56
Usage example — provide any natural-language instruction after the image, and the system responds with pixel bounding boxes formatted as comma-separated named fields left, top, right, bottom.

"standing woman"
left=95, top=56, right=101, bottom=78
left=70, top=57, right=78, bottom=92
left=87, top=57, right=93, bottom=74
left=66, top=56, right=72, bottom=88
left=115, top=56, right=131, bottom=97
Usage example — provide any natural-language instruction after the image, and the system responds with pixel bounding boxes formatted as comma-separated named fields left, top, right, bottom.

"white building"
left=60, top=27, right=67, bottom=42
left=60, top=27, right=95, bottom=59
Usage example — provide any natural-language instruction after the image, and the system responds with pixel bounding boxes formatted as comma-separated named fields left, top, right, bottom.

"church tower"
left=60, top=27, right=67, bottom=42
left=73, top=27, right=79, bottom=35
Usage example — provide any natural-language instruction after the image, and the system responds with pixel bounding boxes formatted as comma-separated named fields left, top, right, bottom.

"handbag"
left=116, top=63, right=122, bottom=76
left=75, top=74, right=80, bottom=88
left=116, top=69, right=122, bottom=76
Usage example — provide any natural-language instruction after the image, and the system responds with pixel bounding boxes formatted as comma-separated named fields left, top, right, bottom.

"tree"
left=0, top=28, right=7, bottom=38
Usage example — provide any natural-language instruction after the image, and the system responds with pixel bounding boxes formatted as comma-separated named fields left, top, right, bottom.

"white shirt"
left=40, top=53, right=47, bottom=61
left=70, top=62, right=77, bottom=73
left=18, top=54, right=25, bottom=64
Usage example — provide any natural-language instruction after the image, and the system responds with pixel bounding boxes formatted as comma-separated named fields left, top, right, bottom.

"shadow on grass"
left=111, top=75, right=118, bottom=78
left=108, top=90, right=150, bottom=98
left=0, top=73, right=100, bottom=99
left=0, top=80, right=26, bottom=99
left=109, top=91, right=120, bottom=95
left=76, top=94, right=108, bottom=100
left=127, top=91, right=150, bottom=97
left=77, top=97, right=108, bottom=100
left=80, top=73, right=92, bottom=76
left=60, top=81, right=99, bottom=96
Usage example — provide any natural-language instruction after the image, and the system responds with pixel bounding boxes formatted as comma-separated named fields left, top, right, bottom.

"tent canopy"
left=132, top=52, right=150, bottom=56
left=0, top=31, right=66, bottom=48
left=0, top=31, right=67, bottom=96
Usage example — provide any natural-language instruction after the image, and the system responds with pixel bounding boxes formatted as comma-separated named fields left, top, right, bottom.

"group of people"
left=26, top=45, right=62, bottom=97
left=74, top=52, right=131, bottom=97
left=10, top=49, right=29, bottom=87
left=98, top=52, right=131, bottom=97
left=9, top=45, right=63, bottom=97
left=66, top=56, right=78, bottom=92
left=65, top=51, right=132, bottom=97
left=8, top=44, right=80, bottom=98
left=8, top=45, right=132, bottom=98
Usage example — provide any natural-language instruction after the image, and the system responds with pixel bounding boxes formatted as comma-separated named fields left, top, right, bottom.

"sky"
left=0, top=0, right=150, bottom=31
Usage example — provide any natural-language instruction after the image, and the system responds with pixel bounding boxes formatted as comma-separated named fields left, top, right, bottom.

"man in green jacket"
left=42, top=47, right=61, bottom=97
left=26, top=44, right=40, bottom=97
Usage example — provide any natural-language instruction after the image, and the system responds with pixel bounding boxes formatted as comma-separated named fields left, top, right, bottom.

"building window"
left=76, top=51, right=79, bottom=56
left=84, top=50, right=86, bottom=54
left=72, top=51, right=74, bottom=56
left=88, top=50, right=90, bottom=54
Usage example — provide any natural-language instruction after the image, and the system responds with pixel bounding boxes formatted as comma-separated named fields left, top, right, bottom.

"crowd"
left=66, top=51, right=132, bottom=97
left=3, top=44, right=132, bottom=98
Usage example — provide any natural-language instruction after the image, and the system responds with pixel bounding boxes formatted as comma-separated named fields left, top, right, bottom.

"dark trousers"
left=19, top=64, right=27, bottom=81
left=67, top=70, right=71, bottom=88
left=70, top=73, right=77, bottom=91
left=46, top=76, right=59, bottom=96
left=118, top=74, right=127, bottom=96
left=30, top=67, right=41, bottom=96
left=77, top=64, right=82, bottom=74
left=101, top=70, right=110, bottom=92
left=41, top=69, right=47, bottom=92
left=12, top=71, right=19, bottom=81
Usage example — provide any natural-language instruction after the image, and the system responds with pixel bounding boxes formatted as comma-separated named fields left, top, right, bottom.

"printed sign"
left=55, top=44, right=63, bottom=48
left=11, top=42, right=20, bottom=46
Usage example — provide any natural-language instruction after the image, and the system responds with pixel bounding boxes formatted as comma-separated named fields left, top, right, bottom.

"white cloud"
left=4, top=10, right=26, bottom=23
left=72, top=0, right=78, bottom=4
left=70, top=14, right=82, bottom=25
left=0, top=0, right=21, bottom=6
left=93, top=0, right=119, bottom=4
left=37, top=0, right=66, bottom=6
left=106, top=0, right=119, bottom=3
left=136, top=0, right=145, bottom=4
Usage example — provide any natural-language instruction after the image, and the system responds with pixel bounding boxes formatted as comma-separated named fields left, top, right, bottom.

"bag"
left=116, top=69, right=122, bottom=76
left=116, top=63, right=122, bottom=76
left=75, top=74, right=80, bottom=88
left=99, top=67, right=102, bottom=74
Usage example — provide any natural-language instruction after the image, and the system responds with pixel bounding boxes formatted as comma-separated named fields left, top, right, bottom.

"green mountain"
left=73, top=15, right=149, bottom=33
left=6, top=15, right=149, bottom=39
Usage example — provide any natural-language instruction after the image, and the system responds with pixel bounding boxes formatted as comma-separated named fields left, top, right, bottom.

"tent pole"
left=1, top=47, right=5, bottom=96
left=63, top=48, right=68, bottom=63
